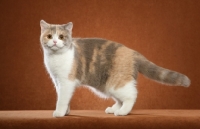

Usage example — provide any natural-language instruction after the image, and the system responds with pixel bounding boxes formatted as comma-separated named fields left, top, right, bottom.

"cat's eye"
left=47, top=34, right=52, bottom=39
left=59, top=35, right=64, bottom=40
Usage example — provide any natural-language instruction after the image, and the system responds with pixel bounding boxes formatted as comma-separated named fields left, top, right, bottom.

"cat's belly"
left=83, top=85, right=110, bottom=99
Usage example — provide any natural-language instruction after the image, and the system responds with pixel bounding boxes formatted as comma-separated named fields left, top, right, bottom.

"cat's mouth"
left=46, top=43, right=64, bottom=51
left=50, top=45, right=60, bottom=50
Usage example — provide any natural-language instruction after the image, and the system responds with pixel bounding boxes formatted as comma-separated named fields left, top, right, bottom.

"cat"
left=40, top=20, right=190, bottom=117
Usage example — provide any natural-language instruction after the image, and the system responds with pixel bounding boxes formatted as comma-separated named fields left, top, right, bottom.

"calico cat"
left=40, top=20, right=190, bottom=117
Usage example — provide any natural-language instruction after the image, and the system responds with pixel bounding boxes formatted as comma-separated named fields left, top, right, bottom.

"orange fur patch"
left=106, top=46, right=135, bottom=89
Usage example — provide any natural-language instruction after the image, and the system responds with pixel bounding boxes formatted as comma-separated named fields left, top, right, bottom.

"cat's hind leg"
left=111, top=80, right=137, bottom=116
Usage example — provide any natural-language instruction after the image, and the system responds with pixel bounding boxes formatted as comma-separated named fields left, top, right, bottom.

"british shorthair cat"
left=40, top=20, right=190, bottom=117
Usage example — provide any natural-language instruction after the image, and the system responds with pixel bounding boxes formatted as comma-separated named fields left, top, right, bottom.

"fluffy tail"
left=135, top=52, right=190, bottom=87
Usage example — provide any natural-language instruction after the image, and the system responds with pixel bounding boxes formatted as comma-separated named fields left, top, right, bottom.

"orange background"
left=0, top=0, right=199, bottom=110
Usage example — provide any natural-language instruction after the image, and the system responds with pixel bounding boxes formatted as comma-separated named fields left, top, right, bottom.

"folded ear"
left=63, top=22, right=73, bottom=32
left=40, top=20, right=50, bottom=32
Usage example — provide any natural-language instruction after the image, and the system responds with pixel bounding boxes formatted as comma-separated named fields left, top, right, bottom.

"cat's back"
left=73, top=38, right=108, bottom=45
left=72, top=38, right=125, bottom=54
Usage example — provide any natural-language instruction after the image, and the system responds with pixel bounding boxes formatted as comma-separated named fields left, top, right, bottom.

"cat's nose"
left=53, top=40, right=57, bottom=44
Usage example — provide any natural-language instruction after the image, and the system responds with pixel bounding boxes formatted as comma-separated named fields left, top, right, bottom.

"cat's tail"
left=135, top=52, right=190, bottom=87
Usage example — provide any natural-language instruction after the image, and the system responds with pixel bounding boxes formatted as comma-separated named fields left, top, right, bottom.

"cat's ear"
left=63, top=22, right=73, bottom=32
left=40, top=20, right=50, bottom=32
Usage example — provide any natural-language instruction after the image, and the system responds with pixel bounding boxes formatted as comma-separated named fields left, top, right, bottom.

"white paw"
left=53, top=110, right=66, bottom=117
left=105, top=107, right=114, bottom=114
left=114, top=110, right=128, bottom=116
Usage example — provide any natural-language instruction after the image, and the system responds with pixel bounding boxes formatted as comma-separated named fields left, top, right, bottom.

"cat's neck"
left=43, top=45, right=75, bottom=67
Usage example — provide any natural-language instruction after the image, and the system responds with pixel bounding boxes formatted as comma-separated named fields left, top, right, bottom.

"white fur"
left=105, top=80, right=137, bottom=116
left=43, top=39, right=78, bottom=117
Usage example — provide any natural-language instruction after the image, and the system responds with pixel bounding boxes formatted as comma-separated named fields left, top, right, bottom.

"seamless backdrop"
left=0, top=0, right=199, bottom=110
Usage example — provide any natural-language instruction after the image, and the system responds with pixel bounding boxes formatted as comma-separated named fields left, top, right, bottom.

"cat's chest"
left=44, top=50, right=74, bottom=77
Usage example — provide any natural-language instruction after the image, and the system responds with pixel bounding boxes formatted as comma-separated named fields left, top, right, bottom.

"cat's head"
left=40, top=20, right=73, bottom=52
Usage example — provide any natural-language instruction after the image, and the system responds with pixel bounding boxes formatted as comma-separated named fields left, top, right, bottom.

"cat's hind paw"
left=105, top=107, right=114, bottom=114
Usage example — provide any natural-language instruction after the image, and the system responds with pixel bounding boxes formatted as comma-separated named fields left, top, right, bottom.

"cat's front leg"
left=53, top=80, right=76, bottom=117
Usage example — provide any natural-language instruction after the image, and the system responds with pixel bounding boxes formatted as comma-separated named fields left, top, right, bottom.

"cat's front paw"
left=53, top=110, right=66, bottom=118
left=114, top=109, right=129, bottom=116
